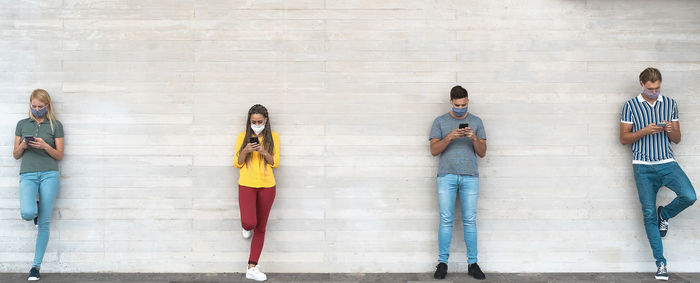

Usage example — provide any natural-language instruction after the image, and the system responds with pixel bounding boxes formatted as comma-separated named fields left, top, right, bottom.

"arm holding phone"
left=236, top=137, right=275, bottom=166
left=430, top=128, right=466, bottom=156
left=13, top=136, right=28, bottom=159
left=13, top=136, right=64, bottom=161
left=253, top=142, right=275, bottom=165
left=665, top=120, right=681, bottom=144
left=463, top=126, right=487, bottom=158
left=619, top=120, right=680, bottom=145
left=430, top=125, right=486, bottom=157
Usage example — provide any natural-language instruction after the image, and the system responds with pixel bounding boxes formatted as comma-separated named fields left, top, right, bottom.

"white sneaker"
left=246, top=265, right=267, bottom=281
left=242, top=229, right=253, bottom=239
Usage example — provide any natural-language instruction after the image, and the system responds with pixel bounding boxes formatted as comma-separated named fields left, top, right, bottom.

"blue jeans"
left=19, top=171, right=61, bottom=268
left=633, top=162, right=696, bottom=267
left=437, top=174, right=479, bottom=264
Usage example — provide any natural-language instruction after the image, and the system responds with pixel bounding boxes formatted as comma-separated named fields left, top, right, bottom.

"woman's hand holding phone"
left=28, top=137, right=48, bottom=150
left=244, top=142, right=258, bottom=154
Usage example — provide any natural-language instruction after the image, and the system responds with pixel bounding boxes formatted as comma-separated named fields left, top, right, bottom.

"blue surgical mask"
left=643, top=88, right=660, bottom=100
left=452, top=106, right=468, bottom=117
left=31, top=107, right=47, bottom=118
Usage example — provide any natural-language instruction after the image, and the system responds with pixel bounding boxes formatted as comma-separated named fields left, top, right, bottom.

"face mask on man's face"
left=643, top=87, right=660, bottom=100
left=452, top=106, right=468, bottom=116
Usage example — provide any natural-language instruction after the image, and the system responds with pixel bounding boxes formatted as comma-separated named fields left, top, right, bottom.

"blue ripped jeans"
left=437, top=174, right=479, bottom=264
left=19, top=170, right=61, bottom=268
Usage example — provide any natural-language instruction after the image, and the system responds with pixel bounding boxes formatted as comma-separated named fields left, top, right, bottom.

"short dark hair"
left=639, top=67, right=662, bottom=84
left=450, top=85, right=468, bottom=100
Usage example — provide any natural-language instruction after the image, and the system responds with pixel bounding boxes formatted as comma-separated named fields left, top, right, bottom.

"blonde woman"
left=13, top=89, right=64, bottom=281
left=234, top=104, right=280, bottom=281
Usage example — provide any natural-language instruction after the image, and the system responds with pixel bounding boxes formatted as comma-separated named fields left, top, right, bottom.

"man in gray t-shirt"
left=429, top=85, right=487, bottom=280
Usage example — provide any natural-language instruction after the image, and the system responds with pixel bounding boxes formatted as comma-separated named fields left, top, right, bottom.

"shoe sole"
left=28, top=277, right=40, bottom=281
left=655, top=275, right=669, bottom=280
left=245, top=274, right=267, bottom=281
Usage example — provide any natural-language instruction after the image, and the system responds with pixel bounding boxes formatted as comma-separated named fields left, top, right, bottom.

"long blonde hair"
left=29, top=89, right=58, bottom=133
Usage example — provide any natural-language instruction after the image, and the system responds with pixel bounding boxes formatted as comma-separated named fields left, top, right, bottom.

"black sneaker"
left=433, top=262, right=447, bottom=279
left=34, top=201, right=39, bottom=227
left=658, top=206, right=668, bottom=237
left=28, top=267, right=40, bottom=281
left=468, top=262, right=486, bottom=280
left=655, top=262, right=669, bottom=280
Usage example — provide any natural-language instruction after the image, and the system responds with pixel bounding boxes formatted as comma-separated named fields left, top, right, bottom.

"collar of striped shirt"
left=636, top=93, right=663, bottom=107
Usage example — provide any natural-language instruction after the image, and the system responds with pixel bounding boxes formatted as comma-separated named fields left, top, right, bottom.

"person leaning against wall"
left=12, top=89, right=65, bottom=281
left=234, top=104, right=280, bottom=282
left=429, top=85, right=487, bottom=280
left=619, top=67, right=696, bottom=281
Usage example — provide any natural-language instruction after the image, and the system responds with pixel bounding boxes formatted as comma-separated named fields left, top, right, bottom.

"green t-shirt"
left=15, top=118, right=64, bottom=174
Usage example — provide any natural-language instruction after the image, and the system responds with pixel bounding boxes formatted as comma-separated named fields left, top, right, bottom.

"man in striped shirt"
left=620, top=67, right=697, bottom=281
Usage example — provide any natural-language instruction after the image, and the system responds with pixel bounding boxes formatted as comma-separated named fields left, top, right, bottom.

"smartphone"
left=657, top=122, right=667, bottom=128
left=459, top=123, right=469, bottom=129
left=249, top=137, right=259, bottom=144
left=23, top=135, right=35, bottom=144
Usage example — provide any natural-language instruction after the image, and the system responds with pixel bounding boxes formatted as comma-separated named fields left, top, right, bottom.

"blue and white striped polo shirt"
left=621, top=94, right=679, bottom=164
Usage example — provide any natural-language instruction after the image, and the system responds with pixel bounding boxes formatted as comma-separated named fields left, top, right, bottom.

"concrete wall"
left=1, top=0, right=700, bottom=273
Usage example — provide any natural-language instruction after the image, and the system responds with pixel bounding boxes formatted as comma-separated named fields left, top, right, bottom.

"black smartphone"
left=459, top=123, right=469, bottom=129
left=24, top=135, right=35, bottom=144
left=249, top=137, right=259, bottom=144
left=657, top=122, right=667, bottom=128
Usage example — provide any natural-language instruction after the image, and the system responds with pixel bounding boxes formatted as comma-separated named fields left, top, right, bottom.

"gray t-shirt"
left=429, top=113, right=486, bottom=177
left=15, top=118, right=64, bottom=174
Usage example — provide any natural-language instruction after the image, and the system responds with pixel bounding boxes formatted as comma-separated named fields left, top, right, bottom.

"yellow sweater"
left=234, top=131, right=280, bottom=188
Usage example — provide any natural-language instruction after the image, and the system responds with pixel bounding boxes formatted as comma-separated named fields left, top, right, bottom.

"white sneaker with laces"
left=246, top=265, right=267, bottom=281
left=242, top=229, right=253, bottom=239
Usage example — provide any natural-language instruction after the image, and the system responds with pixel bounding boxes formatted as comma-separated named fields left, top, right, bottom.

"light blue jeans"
left=19, top=171, right=61, bottom=268
left=633, top=162, right=696, bottom=267
left=437, top=174, right=479, bottom=264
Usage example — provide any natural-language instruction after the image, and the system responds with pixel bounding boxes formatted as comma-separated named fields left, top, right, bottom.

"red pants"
left=239, top=185, right=276, bottom=265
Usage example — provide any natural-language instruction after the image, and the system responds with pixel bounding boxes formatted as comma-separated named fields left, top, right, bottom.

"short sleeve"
left=621, top=101, right=633, bottom=124
left=476, top=119, right=486, bottom=140
left=671, top=100, right=679, bottom=121
left=15, top=120, right=23, bottom=137
left=53, top=120, right=64, bottom=138
left=429, top=118, right=442, bottom=140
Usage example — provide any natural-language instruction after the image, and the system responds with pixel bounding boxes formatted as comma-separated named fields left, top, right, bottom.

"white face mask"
left=251, top=124, right=265, bottom=135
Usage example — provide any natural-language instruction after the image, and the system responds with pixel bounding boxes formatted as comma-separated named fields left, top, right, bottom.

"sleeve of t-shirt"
left=671, top=100, right=679, bottom=121
left=54, top=120, right=64, bottom=138
left=621, top=101, right=633, bottom=124
left=429, top=118, right=442, bottom=140
left=15, top=120, right=22, bottom=137
left=476, top=119, right=486, bottom=140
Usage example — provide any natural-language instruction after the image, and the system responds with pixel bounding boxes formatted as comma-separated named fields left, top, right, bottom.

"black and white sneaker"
left=433, top=262, right=447, bottom=279
left=28, top=267, right=40, bottom=281
left=468, top=262, right=486, bottom=280
left=658, top=206, right=668, bottom=237
left=655, top=263, right=668, bottom=280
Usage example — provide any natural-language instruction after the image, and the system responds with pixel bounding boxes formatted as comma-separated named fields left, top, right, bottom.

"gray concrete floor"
left=1, top=273, right=699, bottom=283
